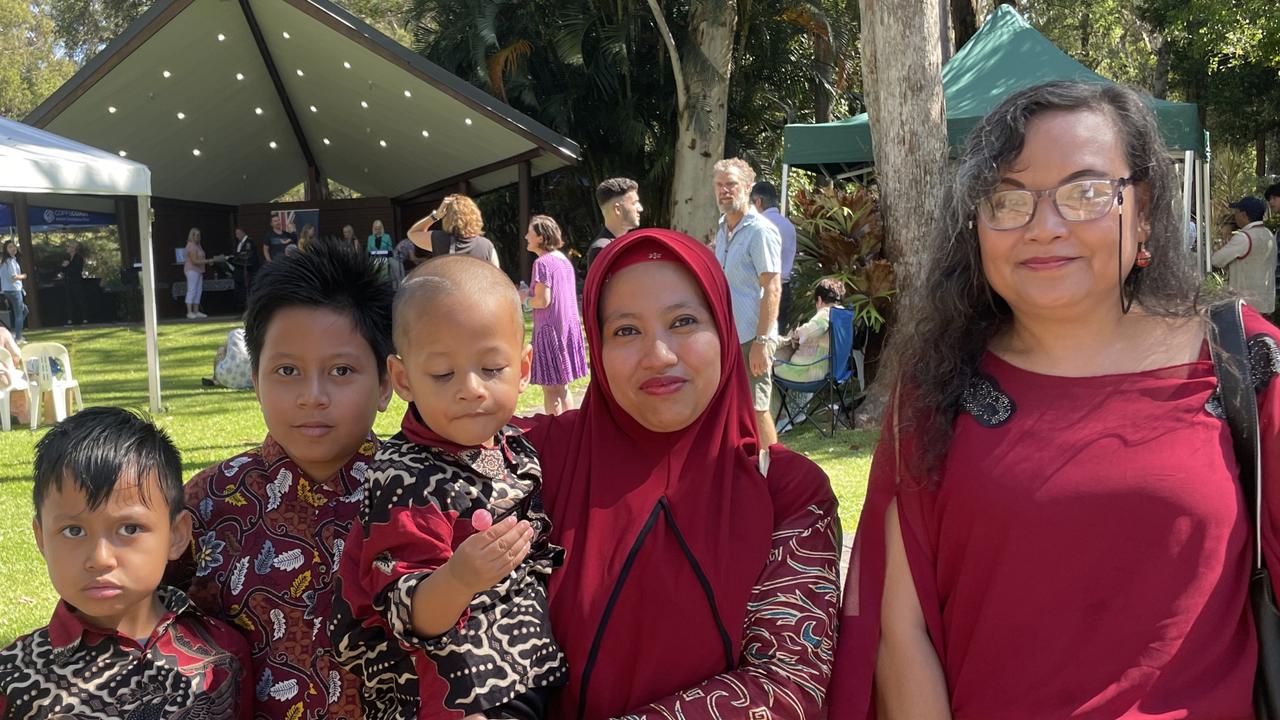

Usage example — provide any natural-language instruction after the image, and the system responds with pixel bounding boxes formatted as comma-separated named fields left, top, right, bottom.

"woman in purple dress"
left=525, top=215, right=589, bottom=414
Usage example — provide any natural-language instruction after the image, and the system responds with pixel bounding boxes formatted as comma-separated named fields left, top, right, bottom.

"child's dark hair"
left=244, top=238, right=395, bottom=378
left=33, top=407, right=183, bottom=519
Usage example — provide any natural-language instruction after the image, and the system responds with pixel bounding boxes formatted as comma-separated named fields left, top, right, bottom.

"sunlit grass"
left=0, top=319, right=871, bottom=644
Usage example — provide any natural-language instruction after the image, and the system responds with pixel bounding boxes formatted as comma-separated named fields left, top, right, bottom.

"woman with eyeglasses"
left=829, top=81, right=1280, bottom=718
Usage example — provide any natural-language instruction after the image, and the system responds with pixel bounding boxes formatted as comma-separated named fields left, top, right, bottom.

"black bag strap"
left=1208, top=299, right=1264, bottom=568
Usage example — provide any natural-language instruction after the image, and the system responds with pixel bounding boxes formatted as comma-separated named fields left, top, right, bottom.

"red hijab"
left=523, top=229, right=776, bottom=719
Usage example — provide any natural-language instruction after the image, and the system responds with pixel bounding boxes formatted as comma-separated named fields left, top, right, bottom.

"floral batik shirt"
left=0, top=586, right=253, bottom=719
left=178, top=435, right=376, bottom=720
left=329, top=426, right=566, bottom=719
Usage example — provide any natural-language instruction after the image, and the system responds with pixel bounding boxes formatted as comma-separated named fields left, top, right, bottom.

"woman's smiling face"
left=977, top=108, right=1147, bottom=318
left=598, top=261, right=722, bottom=433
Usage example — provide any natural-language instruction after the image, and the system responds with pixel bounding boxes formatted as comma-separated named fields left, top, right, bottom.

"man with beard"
left=712, top=158, right=782, bottom=448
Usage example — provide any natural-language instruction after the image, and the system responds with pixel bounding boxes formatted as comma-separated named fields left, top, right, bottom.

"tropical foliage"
left=788, top=183, right=894, bottom=333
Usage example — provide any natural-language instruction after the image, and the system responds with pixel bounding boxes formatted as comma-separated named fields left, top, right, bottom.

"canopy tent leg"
left=137, top=195, right=162, bottom=414
left=1182, top=150, right=1194, bottom=260
left=781, top=163, right=791, bottom=216
left=1202, top=156, right=1212, bottom=275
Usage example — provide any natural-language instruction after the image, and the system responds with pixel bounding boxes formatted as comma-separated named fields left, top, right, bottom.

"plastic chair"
left=22, top=342, right=83, bottom=429
left=0, top=363, right=33, bottom=431
left=772, top=306, right=863, bottom=437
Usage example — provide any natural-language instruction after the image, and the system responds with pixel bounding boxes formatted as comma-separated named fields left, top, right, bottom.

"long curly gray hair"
left=895, top=81, right=1205, bottom=475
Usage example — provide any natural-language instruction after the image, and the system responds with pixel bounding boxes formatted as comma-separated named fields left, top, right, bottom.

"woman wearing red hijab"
left=521, top=229, right=841, bottom=719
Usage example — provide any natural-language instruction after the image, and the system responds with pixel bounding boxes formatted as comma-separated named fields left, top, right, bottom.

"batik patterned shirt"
left=0, top=586, right=252, bottom=719
left=329, top=427, right=566, bottom=719
left=179, top=435, right=376, bottom=720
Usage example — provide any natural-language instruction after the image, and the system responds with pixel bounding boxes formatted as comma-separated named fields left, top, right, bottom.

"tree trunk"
left=1152, top=36, right=1171, bottom=98
left=1259, top=132, right=1268, bottom=179
left=661, top=0, right=739, bottom=243
left=1078, top=0, right=1093, bottom=66
left=950, top=0, right=979, bottom=52
left=854, top=0, right=950, bottom=425
left=813, top=20, right=834, bottom=124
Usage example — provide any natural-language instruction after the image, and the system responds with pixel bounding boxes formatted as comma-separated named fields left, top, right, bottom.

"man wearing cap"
left=1213, top=196, right=1275, bottom=312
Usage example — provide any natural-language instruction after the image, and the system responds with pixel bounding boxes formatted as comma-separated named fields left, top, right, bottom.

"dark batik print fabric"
left=330, top=426, right=566, bottom=720
left=0, top=586, right=252, bottom=719
left=181, top=435, right=375, bottom=720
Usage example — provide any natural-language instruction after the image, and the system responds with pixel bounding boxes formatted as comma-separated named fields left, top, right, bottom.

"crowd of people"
left=9, top=78, right=1280, bottom=720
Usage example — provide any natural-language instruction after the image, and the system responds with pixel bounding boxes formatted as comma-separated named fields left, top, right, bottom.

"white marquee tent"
left=0, top=116, right=163, bottom=413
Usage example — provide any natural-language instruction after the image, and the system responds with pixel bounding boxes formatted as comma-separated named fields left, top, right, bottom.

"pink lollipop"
left=472, top=509, right=493, bottom=532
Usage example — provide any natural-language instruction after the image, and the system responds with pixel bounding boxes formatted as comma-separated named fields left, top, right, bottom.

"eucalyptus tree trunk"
left=855, top=0, right=950, bottom=423
left=649, top=0, right=739, bottom=243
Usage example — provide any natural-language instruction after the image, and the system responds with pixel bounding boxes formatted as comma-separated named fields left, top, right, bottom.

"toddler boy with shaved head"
left=330, top=256, right=565, bottom=719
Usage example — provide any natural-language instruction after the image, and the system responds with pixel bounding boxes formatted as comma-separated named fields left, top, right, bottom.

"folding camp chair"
left=772, top=306, right=863, bottom=437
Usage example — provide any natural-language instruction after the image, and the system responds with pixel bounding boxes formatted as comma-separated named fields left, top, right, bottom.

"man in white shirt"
left=1212, top=196, right=1275, bottom=312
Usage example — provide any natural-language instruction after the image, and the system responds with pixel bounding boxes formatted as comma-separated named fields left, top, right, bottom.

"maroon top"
left=830, top=306, right=1280, bottom=719
left=181, top=435, right=376, bottom=720
left=0, top=586, right=253, bottom=719
left=523, top=230, right=841, bottom=719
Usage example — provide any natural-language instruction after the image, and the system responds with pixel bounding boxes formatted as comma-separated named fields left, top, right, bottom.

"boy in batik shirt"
left=330, top=256, right=565, bottom=719
left=176, top=242, right=394, bottom=720
left=0, top=408, right=252, bottom=719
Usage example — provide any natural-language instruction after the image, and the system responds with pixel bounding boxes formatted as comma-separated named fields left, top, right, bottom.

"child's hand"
left=443, top=516, right=534, bottom=595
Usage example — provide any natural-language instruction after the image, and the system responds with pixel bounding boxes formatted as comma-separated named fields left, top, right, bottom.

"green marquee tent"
left=782, top=5, right=1204, bottom=175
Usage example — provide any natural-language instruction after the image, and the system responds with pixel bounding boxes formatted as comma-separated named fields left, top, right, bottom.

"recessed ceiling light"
left=117, top=150, right=127, bottom=157
left=360, top=100, right=368, bottom=109
left=379, top=140, right=387, bottom=148
left=322, top=138, right=330, bottom=145
left=309, top=105, right=317, bottom=112
left=269, top=141, right=278, bottom=149
left=192, top=148, right=201, bottom=156
left=176, top=112, right=185, bottom=119
left=464, top=118, right=473, bottom=125
left=343, top=61, right=351, bottom=69
left=235, top=72, right=244, bottom=81
left=162, top=70, right=171, bottom=78
left=282, top=31, right=290, bottom=39
left=421, top=130, right=429, bottom=138
left=254, top=107, right=263, bottom=115
left=217, top=33, right=226, bottom=41
left=295, top=69, right=304, bottom=77
left=403, top=90, right=411, bottom=98
left=107, top=106, right=117, bottom=114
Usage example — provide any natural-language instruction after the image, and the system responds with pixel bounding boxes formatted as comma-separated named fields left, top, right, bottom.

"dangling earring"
left=1135, top=240, right=1153, bottom=268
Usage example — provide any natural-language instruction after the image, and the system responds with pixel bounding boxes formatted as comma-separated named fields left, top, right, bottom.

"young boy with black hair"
left=329, top=256, right=564, bottom=719
left=179, top=240, right=394, bottom=719
left=0, top=407, right=252, bottom=719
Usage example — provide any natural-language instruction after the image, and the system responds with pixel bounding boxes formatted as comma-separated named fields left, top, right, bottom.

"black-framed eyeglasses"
left=978, top=177, right=1132, bottom=230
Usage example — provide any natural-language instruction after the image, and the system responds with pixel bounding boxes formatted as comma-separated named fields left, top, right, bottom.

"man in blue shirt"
left=751, top=181, right=797, bottom=333
left=714, top=158, right=782, bottom=448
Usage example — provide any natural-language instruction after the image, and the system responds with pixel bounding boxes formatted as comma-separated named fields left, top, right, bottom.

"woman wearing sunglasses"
left=828, top=80, right=1280, bottom=718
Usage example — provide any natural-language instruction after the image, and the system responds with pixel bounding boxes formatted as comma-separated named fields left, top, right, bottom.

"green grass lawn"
left=0, top=319, right=874, bottom=645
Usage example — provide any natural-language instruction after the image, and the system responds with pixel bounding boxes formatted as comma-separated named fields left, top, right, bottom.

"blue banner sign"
left=0, top=203, right=117, bottom=231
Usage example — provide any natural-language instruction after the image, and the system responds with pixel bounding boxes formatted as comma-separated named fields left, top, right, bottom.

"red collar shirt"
left=0, top=586, right=252, bottom=719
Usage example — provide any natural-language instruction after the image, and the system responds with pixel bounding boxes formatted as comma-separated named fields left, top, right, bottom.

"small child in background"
left=331, top=255, right=565, bottom=719
left=177, top=240, right=395, bottom=720
left=0, top=407, right=252, bottom=719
